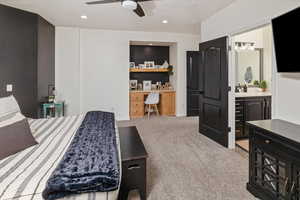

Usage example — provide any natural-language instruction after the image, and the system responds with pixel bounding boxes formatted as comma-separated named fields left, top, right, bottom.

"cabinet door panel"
left=160, top=92, right=175, bottom=116
left=291, top=164, right=300, bottom=200
left=265, top=97, right=272, bottom=120
left=244, top=98, right=265, bottom=137
left=245, top=99, right=265, bottom=121
left=251, top=144, right=290, bottom=199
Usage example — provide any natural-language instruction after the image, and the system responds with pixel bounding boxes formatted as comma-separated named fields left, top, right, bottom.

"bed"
left=0, top=114, right=121, bottom=200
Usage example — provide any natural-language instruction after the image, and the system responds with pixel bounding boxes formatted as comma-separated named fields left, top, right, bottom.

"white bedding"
left=0, top=115, right=121, bottom=200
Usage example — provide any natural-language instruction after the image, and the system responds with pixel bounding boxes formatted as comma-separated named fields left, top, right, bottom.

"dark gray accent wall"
left=130, top=45, right=170, bottom=84
left=37, top=16, right=55, bottom=102
left=0, top=4, right=55, bottom=118
left=130, top=45, right=169, bottom=65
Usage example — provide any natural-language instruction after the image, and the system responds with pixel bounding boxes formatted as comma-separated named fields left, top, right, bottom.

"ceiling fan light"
left=122, top=0, right=137, bottom=10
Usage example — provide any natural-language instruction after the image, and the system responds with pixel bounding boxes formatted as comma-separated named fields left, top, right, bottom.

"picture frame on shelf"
left=144, top=62, right=151, bottom=68
left=149, top=61, right=155, bottom=68
left=144, top=61, right=155, bottom=68
left=129, top=62, right=135, bottom=68
left=143, top=80, right=152, bottom=91
left=129, top=80, right=138, bottom=90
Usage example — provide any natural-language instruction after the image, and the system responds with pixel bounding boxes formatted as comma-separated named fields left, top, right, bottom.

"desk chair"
left=145, top=92, right=159, bottom=119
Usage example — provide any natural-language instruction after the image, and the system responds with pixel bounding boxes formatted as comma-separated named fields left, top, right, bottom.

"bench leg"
left=118, top=188, right=128, bottom=200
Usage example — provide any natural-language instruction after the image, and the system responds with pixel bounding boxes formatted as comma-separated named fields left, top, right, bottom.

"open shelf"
left=130, top=68, right=169, bottom=73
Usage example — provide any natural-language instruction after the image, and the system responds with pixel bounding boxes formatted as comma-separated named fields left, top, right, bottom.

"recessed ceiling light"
left=149, top=43, right=153, bottom=46
left=122, top=0, right=137, bottom=10
left=162, top=20, right=168, bottom=24
left=81, top=15, right=88, bottom=19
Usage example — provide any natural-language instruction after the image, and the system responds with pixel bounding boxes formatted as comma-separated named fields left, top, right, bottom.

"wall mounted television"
left=272, top=7, right=300, bottom=72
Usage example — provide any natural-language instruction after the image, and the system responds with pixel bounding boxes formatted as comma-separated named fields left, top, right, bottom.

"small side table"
left=42, top=101, right=65, bottom=118
left=118, top=126, right=148, bottom=200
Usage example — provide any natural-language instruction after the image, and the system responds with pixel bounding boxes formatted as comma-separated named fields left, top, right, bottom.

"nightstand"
left=118, top=126, right=148, bottom=200
left=41, top=101, right=65, bottom=118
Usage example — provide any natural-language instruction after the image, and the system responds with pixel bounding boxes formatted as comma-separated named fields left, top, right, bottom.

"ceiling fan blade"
left=86, top=0, right=120, bottom=5
left=134, top=3, right=145, bottom=17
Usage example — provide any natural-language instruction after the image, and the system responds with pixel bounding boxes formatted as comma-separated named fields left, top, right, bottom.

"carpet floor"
left=117, top=116, right=256, bottom=200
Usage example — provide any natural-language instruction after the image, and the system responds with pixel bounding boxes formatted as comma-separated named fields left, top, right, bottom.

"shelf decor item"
left=162, top=60, right=169, bottom=69
left=129, top=62, right=135, bottom=68
left=129, top=80, right=138, bottom=90
left=144, top=61, right=155, bottom=68
left=138, top=64, right=145, bottom=69
left=253, top=80, right=260, bottom=87
left=149, top=61, right=155, bottom=68
left=143, top=80, right=152, bottom=91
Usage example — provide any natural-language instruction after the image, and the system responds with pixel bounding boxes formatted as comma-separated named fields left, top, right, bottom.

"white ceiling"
left=0, top=0, right=236, bottom=34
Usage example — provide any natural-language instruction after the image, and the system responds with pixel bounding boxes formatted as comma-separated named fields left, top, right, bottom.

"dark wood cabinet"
left=291, top=164, right=300, bottom=200
left=236, top=96, right=271, bottom=139
left=247, top=120, right=300, bottom=200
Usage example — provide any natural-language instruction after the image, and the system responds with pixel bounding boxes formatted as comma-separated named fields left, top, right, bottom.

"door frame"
left=227, top=22, right=277, bottom=149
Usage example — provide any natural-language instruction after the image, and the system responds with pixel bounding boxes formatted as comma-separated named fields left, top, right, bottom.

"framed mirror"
left=235, top=48, right=263, bottom=86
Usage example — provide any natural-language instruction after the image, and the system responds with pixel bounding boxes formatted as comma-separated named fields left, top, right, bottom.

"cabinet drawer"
left=131, top=102, right=143, bottom=109
left=253, top=131, right=292, bottom=157
left=130, top=93, right=144, bottom=102
left=130, top=102, right=144, bottom=118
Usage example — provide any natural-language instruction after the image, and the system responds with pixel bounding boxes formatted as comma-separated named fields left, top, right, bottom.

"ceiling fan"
left=86, top=0, right=152, bottom=17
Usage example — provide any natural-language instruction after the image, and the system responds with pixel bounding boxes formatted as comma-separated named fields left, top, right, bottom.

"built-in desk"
left=130, top=90, right=176, bottom=118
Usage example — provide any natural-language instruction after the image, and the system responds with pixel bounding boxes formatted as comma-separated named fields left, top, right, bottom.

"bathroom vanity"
left=235, top=92, right=272, bottom=140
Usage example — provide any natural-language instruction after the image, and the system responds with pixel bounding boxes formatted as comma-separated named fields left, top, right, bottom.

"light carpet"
left=117, top=116, right=256, bottom=200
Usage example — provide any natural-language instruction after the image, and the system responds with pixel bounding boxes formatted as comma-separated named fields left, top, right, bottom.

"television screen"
left=272, top=7, right=300, bottom=72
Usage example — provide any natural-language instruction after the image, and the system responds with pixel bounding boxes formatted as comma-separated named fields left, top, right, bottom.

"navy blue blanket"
left=42, top=111, right=120, bottom=200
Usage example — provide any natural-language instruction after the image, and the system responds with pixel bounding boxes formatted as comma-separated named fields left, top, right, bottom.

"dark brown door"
left=187, top=51, right=203, bottom=116
left=199, top=37, right=229, bottom=147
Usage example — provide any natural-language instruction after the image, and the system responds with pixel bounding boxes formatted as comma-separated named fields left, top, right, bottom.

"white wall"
left=201, top=0, right=300, bottom=148
left=56, top=28, right=200, bottom=120
left=262, top=25, right=273, bottom=90
left=55, top=27, right=80, bottom=116
left=233, top=25, right=273, bottom=88
left=234, top=28, right=264, bottom=48
left=201, top=0, right=300, bottom=42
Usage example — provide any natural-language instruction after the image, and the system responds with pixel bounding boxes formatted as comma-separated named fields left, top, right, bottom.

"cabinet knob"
left=265, top=140, right=271, bottom=144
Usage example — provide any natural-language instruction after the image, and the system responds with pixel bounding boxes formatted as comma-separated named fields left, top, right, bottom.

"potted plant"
left=260, top=80, right=267, bottom=92
left=253, top=80, right=260, bottom=87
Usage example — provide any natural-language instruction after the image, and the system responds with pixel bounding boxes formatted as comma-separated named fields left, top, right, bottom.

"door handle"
left=189, top=90, right=204, bottom=94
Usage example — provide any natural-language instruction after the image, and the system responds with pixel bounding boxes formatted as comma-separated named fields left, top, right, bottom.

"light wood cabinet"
left=130, top=93, right=145, bottom=119
left=129, top=90, right=176, bottom=119
left=160, top=92, right=176, bottom=116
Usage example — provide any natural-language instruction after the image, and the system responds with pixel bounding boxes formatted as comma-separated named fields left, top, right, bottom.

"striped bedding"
left=0, top=115, right=121, bottom=200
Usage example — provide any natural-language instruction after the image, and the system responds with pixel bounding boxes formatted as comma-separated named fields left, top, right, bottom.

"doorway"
left=230, top=24, right=274, bottom=151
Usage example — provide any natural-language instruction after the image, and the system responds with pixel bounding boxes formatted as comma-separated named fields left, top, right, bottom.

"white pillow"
left=0, top=96, right=21, bottom=121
